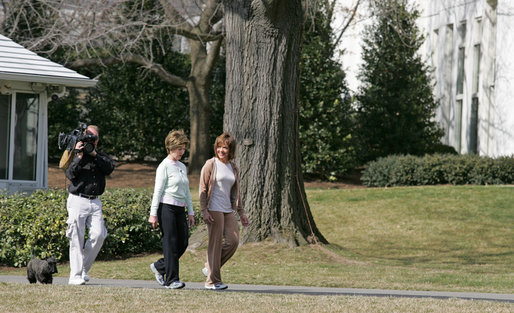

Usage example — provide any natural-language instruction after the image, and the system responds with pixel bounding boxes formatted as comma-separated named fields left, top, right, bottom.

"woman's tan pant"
left=205, top=211, right=239, bottom=286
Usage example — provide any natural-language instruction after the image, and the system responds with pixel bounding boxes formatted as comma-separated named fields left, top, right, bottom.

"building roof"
left=0, top=34, right=96, bottom=88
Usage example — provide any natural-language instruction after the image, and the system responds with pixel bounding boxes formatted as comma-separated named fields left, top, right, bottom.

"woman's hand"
left=188, top=214, right=195, bottom=227
left=203, top=211, right=214, bottom=224
left=240, top=214, right=250, bottom=227
left=148, top=215, right=158, bottom=230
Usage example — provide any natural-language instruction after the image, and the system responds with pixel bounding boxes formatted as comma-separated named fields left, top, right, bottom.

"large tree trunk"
left=223, top=0, right=327, bottom=246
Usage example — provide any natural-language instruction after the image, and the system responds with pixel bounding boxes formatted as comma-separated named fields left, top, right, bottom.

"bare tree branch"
left=68, top=54, right=188, bottom=87
left=334, top=0, right=362, bottom=48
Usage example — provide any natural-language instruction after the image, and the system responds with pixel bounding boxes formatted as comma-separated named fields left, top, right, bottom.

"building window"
left=469, top=17, right=482, bottom=154
left=455, top=99, right=463, bottom=153
left=442, top=24, right=454, bottom=144
left=456, top=22, right=466, bottom=96
left=0, top=92, right=40, bottom=182
left=472, top=44, right=481, bottom=94
left=456, top=47, right=465, bottom=95
left=469, top=97, right=479, bottom=154
left=0, top=95, right=11, bottom=180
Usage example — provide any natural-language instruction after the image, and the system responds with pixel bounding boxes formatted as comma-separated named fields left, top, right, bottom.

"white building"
left=0, top=35, right=96, bottom=194
left=334, top=0, right=514, bottom=156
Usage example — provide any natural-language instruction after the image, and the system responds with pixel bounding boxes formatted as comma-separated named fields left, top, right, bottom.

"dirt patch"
left=48, top=162, right=160, bottom=189
left=48, top=162, right=363, bottom=189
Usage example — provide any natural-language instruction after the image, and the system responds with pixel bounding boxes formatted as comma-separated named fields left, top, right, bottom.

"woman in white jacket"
left=148, top=130, right=195, bottom=289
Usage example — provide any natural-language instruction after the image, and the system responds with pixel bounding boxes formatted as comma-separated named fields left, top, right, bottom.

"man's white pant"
left=66, top=194, right=107, bottom=282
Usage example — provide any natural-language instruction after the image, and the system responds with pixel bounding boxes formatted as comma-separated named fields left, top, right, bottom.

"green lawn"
left=2, top=185, right=512, bottom=294
left=1, top=185, right=512, bottom=312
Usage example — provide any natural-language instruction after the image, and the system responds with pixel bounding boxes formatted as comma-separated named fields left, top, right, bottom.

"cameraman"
left=65, top=125, right=115, bottom=285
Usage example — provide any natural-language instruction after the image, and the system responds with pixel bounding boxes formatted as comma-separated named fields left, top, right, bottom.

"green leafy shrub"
left=362, top=154, right=514, bottom=187
left=0, top=189, right=68, bottom=267
left=0, top=188, right=201, bottom=267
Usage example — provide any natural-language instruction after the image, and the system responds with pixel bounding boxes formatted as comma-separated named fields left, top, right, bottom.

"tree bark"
left=187, top=41, right=212, bottom=175
left=223, top=0, right=327, bottom=246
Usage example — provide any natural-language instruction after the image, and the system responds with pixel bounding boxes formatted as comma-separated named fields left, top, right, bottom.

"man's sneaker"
left=165, top=281, right=185, bottom=289
left=202, top=267, right=208, bottom=277
left=205, top=283, right=228, bottom=290
left=68, top=278, right=86, bottom=285
left=150, top=263, right=164, bottom=286
left=82, top=272, right=90, bottom=282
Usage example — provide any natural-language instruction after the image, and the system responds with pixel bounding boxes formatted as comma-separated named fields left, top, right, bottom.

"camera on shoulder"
left=58, top=122, right=98, bottom=154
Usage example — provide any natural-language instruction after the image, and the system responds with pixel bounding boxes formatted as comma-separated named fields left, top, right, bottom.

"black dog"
left=27, top=256, right=58, bottom=284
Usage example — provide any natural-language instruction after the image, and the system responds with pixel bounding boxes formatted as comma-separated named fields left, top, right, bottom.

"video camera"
left=58, top=122, right=98, bottom=154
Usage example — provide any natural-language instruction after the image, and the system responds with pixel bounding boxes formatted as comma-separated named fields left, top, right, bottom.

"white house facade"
left=0, top=35, right=96, bottom=194
left=416, top=0, right=513, bottom=156
left=334, top=0, right=514, bottom=157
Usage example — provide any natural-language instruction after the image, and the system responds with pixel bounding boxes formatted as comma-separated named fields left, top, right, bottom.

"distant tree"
left=355, top=0, right=443, bottom=162
left=299, top=0, right=355, bottom=180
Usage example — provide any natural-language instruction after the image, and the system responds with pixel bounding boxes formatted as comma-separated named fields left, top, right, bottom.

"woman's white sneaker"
left=205, top=283, right=228, bottom=290
left=150, top=263, right=165, bottom=286
left=166, top=281, right=185, bottom=289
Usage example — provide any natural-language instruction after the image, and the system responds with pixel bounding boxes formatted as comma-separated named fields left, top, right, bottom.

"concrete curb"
left=1, top=275, right=512, bottom=303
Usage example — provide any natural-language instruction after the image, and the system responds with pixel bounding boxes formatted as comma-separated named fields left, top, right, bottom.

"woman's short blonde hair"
left=165, top=130, right=189, bottom=154
left=214, top=132, right=236, bottom=161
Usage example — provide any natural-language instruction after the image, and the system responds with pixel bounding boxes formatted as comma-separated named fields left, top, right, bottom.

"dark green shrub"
left=442, top=154, right=477, bottom=185
left=99, top=189, right=161, bottom=259
left=412, top=153, right=447, bottom=185
left=389, top=155, right=419, bottom=186
left=360, top=155, right=397, bottom=187
left=0, top=188, right=201, bottom=267
left=362, top=154, right=514, bottom=187
left=496, top=156, right=514, bottom=183
left=0, top=189, right=69, bottom=267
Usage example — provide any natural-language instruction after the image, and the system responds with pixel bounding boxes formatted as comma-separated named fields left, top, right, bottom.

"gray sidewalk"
left=1, top=275, right=512, bottom=303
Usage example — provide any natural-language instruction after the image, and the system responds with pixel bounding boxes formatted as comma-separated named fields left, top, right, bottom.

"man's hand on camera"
left=73, top=141, right=96, bottom=158
left=74, top=141, right=84, bottom=159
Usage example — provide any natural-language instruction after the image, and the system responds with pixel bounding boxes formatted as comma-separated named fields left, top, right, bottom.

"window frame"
left=0, top=91, right=43, bottom=183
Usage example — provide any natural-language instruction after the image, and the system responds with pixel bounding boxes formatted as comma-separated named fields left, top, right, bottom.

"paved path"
left=1, top=275, right=512, bottom=303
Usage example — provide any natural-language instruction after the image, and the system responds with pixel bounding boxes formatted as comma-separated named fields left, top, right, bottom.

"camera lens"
left=83, top=143, right=95, bottom=154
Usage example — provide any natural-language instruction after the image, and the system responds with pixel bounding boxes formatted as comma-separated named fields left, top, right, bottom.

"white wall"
left=490, top=0, right=514, bottom=156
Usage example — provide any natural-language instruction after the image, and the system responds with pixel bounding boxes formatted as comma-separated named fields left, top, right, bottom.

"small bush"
left=0, top=188, right=201, bottom=267
left=0, top=189, right=68, bottom=267
left=361, top=154, right=514, bottom=187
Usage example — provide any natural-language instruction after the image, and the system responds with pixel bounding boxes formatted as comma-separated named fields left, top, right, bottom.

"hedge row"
left=0, top=189, right=201, bottom=267
left=361, top=154, right=514, bottom=187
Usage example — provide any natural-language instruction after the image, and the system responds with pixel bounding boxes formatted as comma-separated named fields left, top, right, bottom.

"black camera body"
left=58, top=122, right=97, bottom=154
left=79, top=134, right=97, bottom=154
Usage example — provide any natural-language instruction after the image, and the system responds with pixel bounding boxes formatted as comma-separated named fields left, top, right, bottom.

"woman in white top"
left=148, top=130, right=195, bottom=289
left=199, top=132, right=250, bottom=290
